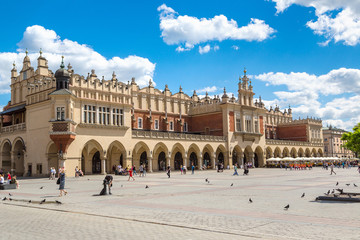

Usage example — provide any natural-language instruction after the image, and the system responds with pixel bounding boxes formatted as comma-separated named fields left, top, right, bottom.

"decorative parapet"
left=49, top=120, right=76, bottom=135
left=132, top=129, right=226, bottom=142
left=266, top=139, right=324, bottom=147
left=1, top=123, right=26, bottom=134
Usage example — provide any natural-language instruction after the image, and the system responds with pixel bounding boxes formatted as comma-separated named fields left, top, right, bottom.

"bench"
left=0, top=183, right=17, bottom=190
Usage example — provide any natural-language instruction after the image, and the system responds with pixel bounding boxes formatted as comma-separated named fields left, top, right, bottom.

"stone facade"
left=0, top=52, right=324, bottom=177
left=322, top=126, right=355, bottom=158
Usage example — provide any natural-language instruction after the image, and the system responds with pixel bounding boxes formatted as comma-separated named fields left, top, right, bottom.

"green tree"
left=341, top=123, right=360, bottom=157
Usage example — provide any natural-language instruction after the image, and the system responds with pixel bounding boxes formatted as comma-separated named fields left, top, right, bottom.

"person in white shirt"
left=0, top=174, right=4, bottom=184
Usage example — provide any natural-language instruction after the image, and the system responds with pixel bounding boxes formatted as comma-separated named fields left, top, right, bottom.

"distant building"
left=0, top=51, right=324, bottom=177
left=322, top=126, right=355, bottom=158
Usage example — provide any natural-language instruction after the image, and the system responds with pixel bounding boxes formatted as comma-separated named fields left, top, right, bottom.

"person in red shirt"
left=127, top=166, right=135, bottom=181
left=7, top=172, right=11, bottom=183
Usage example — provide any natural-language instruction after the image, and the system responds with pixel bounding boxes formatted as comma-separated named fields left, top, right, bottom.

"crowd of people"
left=0, top=170, right=19, bottom=188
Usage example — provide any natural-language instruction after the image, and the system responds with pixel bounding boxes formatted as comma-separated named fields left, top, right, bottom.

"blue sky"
left=0, top=0, right=359, bottom=130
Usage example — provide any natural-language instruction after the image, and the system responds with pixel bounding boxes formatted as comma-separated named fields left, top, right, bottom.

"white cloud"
left=214, top=45, right=220, bottom=51
left=232, top=45, right=239, bottom=50
left=199, top=45, right=211, bottom=54
left=271, top=0, right=360, bottom=46
left=197, top=86, right=218, bottom=93
left=175, top=43, right=194, bottom=52
left=256, top=68, right=360, bottom=130
left=158, top=4, right=275, bottom=51
left=0, top=25, right=156, bottom=93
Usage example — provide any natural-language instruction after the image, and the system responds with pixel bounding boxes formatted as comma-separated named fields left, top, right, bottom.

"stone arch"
left=153, top=142, right=169, bottom=171
left=311, top=148, right=317, bottom=157
left=46, top=141, right=58, bottom=173
left=107, top=141, right=126, bottom=173
left=12, top=137, right=25, bottom=176
left=298, top=148, right=304, bottom=157
left=171, top=143, right=186, bottom=170
left=215, top=144, right=227, bottom=166
left=202, top=144, right=214, bottom=168
left=318, top=148, right=323, bottom=157
left=188, top=144, right=201, bottom=168
left=81, top=139, right=105, bottom=174
left=232, top=145, right=243, bottom=167
left=265, top=147, right=273, bottom=159
left=254, top=146, right=264, bottom=168
left=132, top=141, right=151, bottom=170
left=274, top=147, right=281, bottom=158
left=1, top=139, right=12, bottom=173
left=282, top=147, right=290, bottom=157
left=305, top=148, right=311, bottom=157
left=244, top=146, right=253, bottom=164
left=290, top=148, right=297, bottom=158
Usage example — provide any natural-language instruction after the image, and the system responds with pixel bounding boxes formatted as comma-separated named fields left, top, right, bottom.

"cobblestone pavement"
left=1, top=168, right=360, bottom=239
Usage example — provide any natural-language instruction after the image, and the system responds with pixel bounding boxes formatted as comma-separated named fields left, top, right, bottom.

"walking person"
left=139, top=164, right=144, bottom=177
left=233, top=164, right=239, bottom=176
left=58, top=168, right=68, bottom=197
left=133, top=165, right=137, bottom=176
left=191, top=164, right=195, bottom=175
left=143, top=164, right=147, bottom=177
left=330, top=163, right=336, bottom=175
left=180, top=165, right=183, bottom=175
left=167, top=166, right=171, bottom=178
left=127, top=166, right=135, bottom=181
left=243, top=163, right=249, bottom=175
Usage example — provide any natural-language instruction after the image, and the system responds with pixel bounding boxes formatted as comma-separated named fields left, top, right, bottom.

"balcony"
left=132, top=129, right=226, bottom=142
left=49, top=120, right=76, bottom=135
left=1, top=123, right=26, bottom=134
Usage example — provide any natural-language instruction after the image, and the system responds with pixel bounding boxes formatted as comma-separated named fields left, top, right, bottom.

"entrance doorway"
left=174, top=152, right=183, bottom=170
left=158, top=152, right=166, bottom=171
left=92, top=151, right=101, bottom=174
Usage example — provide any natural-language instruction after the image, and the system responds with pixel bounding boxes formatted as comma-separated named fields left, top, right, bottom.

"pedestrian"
left=133, top=165, right=137, bottom=175
left=233, top=164, right=239, bottom=176
left=58, top=168, right=68, bottom=197
left=49, top=167, right=55, bottom=180
left=143, top=164, right=147, bottom=177
left=167, top=166, right=171, bottom=178
left=183, top=165, right=187, bottom=174
left=128, top=166, right=135, bottom=181
left=330, top=164, right=336, bottom=175
left=75, top=166, right=80, bottom=177
left=180, top=165, right=183, bottom=175
left=243, top=163, right=249, bottom=175
left=139, top=164, right=144, bottom=177
left=0, top=174, right=4, bottom=184
left=104, top=175, right=113, bottom=195
left=6, top=172, right=11, bottom=184
left=191, top=164, right=195, bottom=174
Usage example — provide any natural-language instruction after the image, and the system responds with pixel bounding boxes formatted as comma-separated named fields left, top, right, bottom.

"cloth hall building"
left=0, top=52, right=324, bottom=177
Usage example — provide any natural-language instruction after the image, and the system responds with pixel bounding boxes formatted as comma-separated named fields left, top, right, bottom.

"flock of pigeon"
left=1, top=186, right=62, bottom=205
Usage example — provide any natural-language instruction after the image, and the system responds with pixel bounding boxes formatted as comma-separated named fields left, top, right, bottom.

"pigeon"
left=230, top=183, right=233, bottom=187
left=87, top=179, right=90, bottom=181
left=9, top=198, right=12, bottom=201
left=40, top=199, right=46, bottom=204
left=324, top=192, right=329, bottom=196
left=205, top=178, right=208, bottom=183
left=331, top=189, right=335, bottom=194
left=2, top=197, right=7, bottom=201
left=354, top=184, right=358, bottom=187
left=28, top=200, right=31, bottom=203
left=346, top=184, right=350, bottom=186
left=249, top=198, right=253, bottom=203
left=8, top=193, right=12, bottom=196
left=327, top=190, right=330, bottom=195
left=284, top=204, right=290, bottom=210
left=336, top=188, right=343, bottom=194
left=55, top=200, right=62, bottom=204
left=336, top=182, right=339, bottom=186
left=301, top=193, right=305, bottom=198
left=145, top=185, right=149, bottom=189
left=40, top=186, right=44, bottom=189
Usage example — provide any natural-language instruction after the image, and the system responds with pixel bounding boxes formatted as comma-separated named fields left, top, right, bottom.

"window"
left=236, top=113, right=241, bottom=131
left=169, top=121, right=174, bottom=131
left=56, top=107, right=65, bottom=121
left=138, top=118, right=143, bottom=129
left=254, top=116, right=259, bottom=133
left=99, top=107, right=110, bottom=125
left=183, top=122, right=188, bottom=132
left=154, top=119, right=159, bottom=130
left=324, top=138, right=327, bottom=141
left=83, top=105, right=96, bottom=124
left=23, top=71, right=27, bottom=80
left=112, top=108, right=124, bottom=126
left=245, top=115, right=252, bottom=132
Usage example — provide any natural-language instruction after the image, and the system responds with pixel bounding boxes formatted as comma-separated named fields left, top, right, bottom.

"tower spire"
left=60, top=56, right=65, bottom=69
